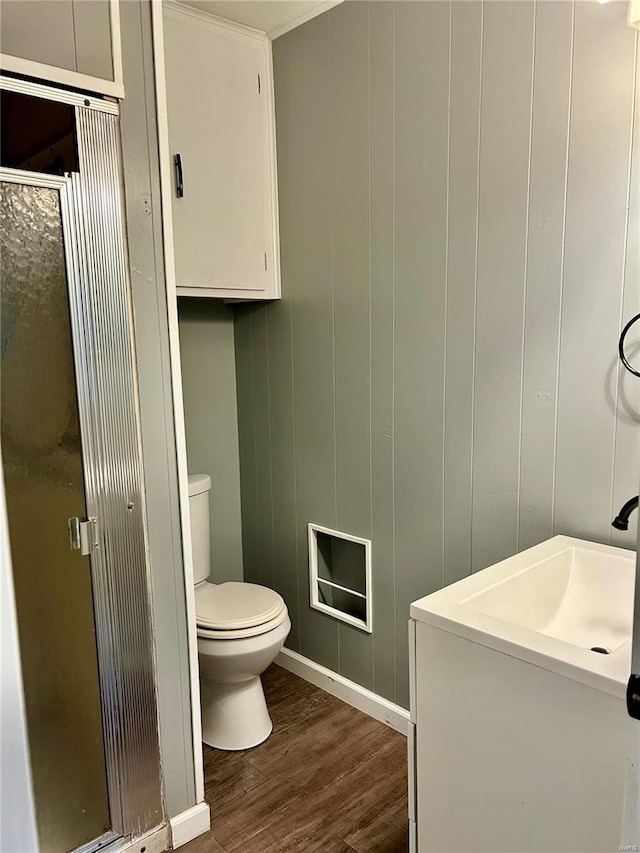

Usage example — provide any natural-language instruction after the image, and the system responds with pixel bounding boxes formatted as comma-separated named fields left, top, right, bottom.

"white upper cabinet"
left=162, top=3, right=280, bottom=300
left=0, top=0, right=122, bottom=99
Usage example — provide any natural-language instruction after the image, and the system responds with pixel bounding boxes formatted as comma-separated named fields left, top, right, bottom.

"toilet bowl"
left=196, top=579, right=290, bottom=749
left=188, top=474, right=290, bottom=750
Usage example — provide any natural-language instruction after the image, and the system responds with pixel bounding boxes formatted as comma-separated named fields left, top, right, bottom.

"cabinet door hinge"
left=258, top=73, right=261, bottom=94
left=264, top=252, right=268, bottom=271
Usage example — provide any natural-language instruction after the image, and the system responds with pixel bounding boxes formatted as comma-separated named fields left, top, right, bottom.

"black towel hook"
left=618, top=312, right=640, bottom=378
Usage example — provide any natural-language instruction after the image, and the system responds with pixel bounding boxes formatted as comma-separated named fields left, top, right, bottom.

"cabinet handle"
left=174, top=153, right=184, bottom=198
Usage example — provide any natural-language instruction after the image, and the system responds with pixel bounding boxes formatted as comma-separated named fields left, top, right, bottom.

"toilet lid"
left=195, top=582, right=285, bottom=631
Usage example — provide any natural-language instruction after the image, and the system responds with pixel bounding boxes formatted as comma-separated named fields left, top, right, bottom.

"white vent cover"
left=308, top=523, right=372, bottom=633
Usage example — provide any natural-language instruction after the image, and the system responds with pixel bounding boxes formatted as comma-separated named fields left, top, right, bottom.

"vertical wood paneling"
left=266, top=298, right=301, bottom=649
left=370, top=0, right=396, bottom=702
left=230, top=0, right=639, bottom=707
left=329, top=0, right=374, bottom=691
left=273, top=18, right=339, bottom=670
left=611, top=43, right=640, bottom=550
left=250, top=308, right=276, bottom=588
left=394, top=0, right=450, bottom=707
left=472, top=0, right=535, bottom=572
left=443, top=0, right=482, bottom=587
left=518, top=1, right=573, bottom=552
left=554, top=1, right=637, bottom=542
left=178, top=300, right=245, bottom=582
left=234, top=305, right=261, bottom=584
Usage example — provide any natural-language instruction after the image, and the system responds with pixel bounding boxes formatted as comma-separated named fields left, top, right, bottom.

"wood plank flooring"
left=180, top=664, right=408, bottom=853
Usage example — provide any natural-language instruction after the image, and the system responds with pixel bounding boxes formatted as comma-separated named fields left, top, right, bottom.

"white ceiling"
left=182, top=0, right=342, bottom=38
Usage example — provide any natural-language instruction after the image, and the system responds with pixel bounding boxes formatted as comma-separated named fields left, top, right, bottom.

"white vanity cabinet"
left=408, top=536, right=633, bottom=853
left=162, top=2, right=280, bottom=300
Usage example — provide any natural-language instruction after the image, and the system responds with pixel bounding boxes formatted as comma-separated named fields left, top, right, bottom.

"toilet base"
left=200, top=675, right=273, bottom=751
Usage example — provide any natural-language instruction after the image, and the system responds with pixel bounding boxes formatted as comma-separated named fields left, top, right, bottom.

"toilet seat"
left=195, top=582, right=287, bottom=639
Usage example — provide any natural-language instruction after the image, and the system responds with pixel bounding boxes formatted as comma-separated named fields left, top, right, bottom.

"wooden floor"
left=181, top=664, right=408, bottom=853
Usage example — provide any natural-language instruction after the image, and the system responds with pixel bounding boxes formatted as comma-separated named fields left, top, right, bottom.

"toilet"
left=188, top=473, right=291, bottom=750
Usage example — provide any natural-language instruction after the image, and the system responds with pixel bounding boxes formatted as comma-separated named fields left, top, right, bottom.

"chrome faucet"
left=612, top=495, right=639, bottom=531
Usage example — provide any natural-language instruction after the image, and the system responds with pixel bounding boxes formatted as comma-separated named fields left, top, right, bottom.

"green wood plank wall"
left=234, top=0, right=639, bottom=709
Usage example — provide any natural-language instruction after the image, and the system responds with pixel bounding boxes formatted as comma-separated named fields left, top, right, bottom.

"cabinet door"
left=164, top=7, right=276, bottom=297
left=0, top=1, right=117, bottom=92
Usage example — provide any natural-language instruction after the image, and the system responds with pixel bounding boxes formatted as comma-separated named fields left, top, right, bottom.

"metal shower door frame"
left=1, top=74, right=164, bottom=851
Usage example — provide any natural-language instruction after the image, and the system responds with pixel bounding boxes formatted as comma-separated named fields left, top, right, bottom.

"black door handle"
left=174, top=153, right=184, bottom=199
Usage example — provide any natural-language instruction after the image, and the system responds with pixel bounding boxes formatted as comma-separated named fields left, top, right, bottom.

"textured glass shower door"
left=0, top=177, right=111, bottom=852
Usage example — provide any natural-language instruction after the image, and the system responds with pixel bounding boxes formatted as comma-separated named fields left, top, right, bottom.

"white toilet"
left=188, top=473, right=290, bottom=751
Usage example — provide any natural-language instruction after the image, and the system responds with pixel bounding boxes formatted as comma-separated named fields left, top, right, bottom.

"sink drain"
left=590, top=646, right=610, bottom=655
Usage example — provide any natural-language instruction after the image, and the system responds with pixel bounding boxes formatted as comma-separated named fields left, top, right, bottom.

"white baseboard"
left=276, top=648, right=410, bottom=736
left=169, top=802, right=210, bottom=849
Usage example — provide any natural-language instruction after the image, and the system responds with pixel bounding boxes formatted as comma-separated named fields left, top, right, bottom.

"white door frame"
left=150, top=0, right=205, bottom=804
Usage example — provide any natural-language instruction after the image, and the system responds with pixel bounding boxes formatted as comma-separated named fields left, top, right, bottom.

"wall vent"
left=308, top=523, right=372, bottom=633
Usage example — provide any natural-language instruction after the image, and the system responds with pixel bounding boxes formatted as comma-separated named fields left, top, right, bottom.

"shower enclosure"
left=0, top=76, right=163, bottom=853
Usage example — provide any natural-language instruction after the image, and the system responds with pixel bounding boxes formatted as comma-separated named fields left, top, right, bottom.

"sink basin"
left=411, top=535, right=636, bottom=696
left=466, top=540, right=633, bottom=653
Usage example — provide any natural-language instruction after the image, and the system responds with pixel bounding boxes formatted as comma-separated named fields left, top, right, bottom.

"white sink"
left=411, top=535, right=636, bottom=696
left=466, top=539, right=633, bottom=653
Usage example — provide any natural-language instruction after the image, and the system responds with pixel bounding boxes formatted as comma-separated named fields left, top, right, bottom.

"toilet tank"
left=187, top=473, right=212, bottom=585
